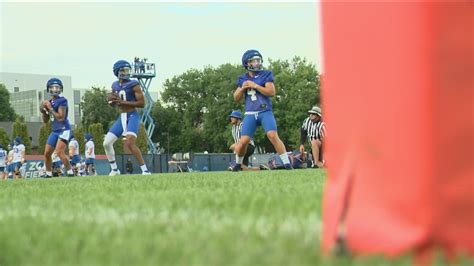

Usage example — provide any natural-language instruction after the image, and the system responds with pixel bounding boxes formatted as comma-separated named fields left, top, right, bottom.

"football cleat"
left=109, top=169, right=120, bottom=176
left=230, top=164, right=242, bottom=172
left=142, top=171, right=151, bottom=175
left=284, top=163, right=293, bottom=170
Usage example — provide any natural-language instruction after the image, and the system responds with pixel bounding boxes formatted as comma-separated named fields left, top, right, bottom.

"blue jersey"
left=49, top=96, right=71, bottom=132
left=236, top=70, right=274, bottom=113
left=111, top=79, right=139, bottom=103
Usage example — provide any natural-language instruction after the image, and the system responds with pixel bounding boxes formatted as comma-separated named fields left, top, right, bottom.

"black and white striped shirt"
left=301, top=117, right=326, bottom=144
left=232, top=122, right=255, bottom=146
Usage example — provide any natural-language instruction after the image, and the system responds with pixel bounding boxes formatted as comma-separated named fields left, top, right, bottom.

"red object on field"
left=320, top=1, right=473, bottom=261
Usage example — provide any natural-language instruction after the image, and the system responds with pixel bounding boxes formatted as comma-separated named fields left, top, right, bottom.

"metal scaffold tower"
left=131, top=59, right=157, bottom=154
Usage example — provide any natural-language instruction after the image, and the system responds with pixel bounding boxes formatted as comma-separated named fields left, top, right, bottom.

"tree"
left=38, top=122, right=52, bottom=155
left=81, top=87, right=118, bottom=133
left=151, top=100, right=184, bottom=153
left=0, top=127, right=10, bottom=149
left=157, top=64, right=244, bottom=153
left=12, top=116, right=32, bottom=153
left=0, top=83, right=16, bottom=121
left=88, top=123, right=104, bottom=154
left=137, top=123, right=149, bottom=154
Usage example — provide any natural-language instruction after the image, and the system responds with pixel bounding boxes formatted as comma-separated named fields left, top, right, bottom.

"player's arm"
left=300, top=127, right=308, bottom=146
left=40, top=101, right=50, bottom=123
left=47, top=105, right=67, bottom=122
left=233, top=86, right=248, bottom=101
left=242, top=80, right=275, bottom=97
left=118, top=85, right=145, bottom=108
left=86, top=146, right=92, bottom=158
left=300, top=126, right=308, bottom=155
left=20, top=149, right=25, bottom=163
left=69, top=145, right=75, bottom=158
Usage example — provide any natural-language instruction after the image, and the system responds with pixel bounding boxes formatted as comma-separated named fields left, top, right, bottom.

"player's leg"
left=0, top=167, right=4, bottom=180
left=242, top=143, right=255, bottom=167
left=125, top=111, right=150, bottom=175
left=90, top=160, right=96, bottom=176
left=16, top=162, right=24, bottom=179
left=70, top=155, right=78, bottom=175
left=44, top=132, right=59, bottom=178
left=104, top=116, right=122, bottom=175
left=55, top=141, right=73, bottom=177
left=7, top=163, right=14, bottom=179
left=232, top=114, right=257, bottom=171
left=310, top=139, right=324, bottom=168
left=261, top=111, right=292, bottom=169
left=13, top=162, right=19, bottom=179
left=55, top=130, right=74, bottom=176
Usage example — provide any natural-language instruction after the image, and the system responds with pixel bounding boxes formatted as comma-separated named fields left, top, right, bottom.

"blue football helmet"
left=0, top=144, right=3, bottom=150
left=14, top=136, right=21, bottom=145
left=242, top=49, right=263, bottom=72
left=113, top=60, right=132, bottom=80
left=46, top=78, right=63, bottom=96
left=85, top=133, right=93, bottom=141
left=229, top=110, right=242, bottom=120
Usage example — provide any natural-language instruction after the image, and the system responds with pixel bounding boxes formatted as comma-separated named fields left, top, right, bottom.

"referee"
left=229, top=110, right=255, bottom=168
left=300, top=106, right=326, bottom=168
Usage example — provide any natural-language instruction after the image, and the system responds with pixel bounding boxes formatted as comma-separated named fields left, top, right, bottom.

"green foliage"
left=37, top=122, right=52, bottom=155
left=0, top=83, right=16, bottom=121
left=0, top=127, right=10, bottom=149
left=12, top=116, right=32, bottom=153
left=153, top=58, right=320, bottom=153
left=150, top=101, right=184, bottom=153
left=80, top=87, right=118, bottom=133
left=137, top=123, right=148, bottom=154
left=72, top=126, right=85, bottom=155
left=88, top=123, right=104, bottom=155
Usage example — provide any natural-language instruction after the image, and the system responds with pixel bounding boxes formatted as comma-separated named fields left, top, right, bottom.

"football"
left=40, top=100, right=50, bottom=114
left=106, top=92, right=120, bottom=106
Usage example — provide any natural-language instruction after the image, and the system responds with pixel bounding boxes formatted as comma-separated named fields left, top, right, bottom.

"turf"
left=0, top=170, right=468, bottom=266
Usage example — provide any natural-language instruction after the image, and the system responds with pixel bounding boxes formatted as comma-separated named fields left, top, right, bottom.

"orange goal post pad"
left=320, top=1, right=473, bottom=260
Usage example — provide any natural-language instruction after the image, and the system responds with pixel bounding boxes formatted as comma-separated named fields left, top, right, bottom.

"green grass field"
left=0, top=170, right=468, bottom=266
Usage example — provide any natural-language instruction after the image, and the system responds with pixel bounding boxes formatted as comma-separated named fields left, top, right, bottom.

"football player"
left=84, top=133, right=96, bottom=176
left=231, top=49, right=292, bottom=171
left=11, top=136, right=26, bottom=179
left=40, top=78, right=74, bottom=178
left=103, top=60, right=151, bottom=175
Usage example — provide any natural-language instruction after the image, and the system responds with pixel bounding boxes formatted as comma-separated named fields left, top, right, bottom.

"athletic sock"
left=279, top=153, right=291, bottom=165
left=110, top=161, right=118, bottom=170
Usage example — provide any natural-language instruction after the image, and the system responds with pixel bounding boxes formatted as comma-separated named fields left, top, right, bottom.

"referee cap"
left=229, top=110, right=242, bottom=119
left=308, top=106, right=322, bottom=117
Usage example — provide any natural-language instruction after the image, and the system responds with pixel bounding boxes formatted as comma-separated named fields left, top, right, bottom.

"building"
left=0, top=72, right=81, bottom=125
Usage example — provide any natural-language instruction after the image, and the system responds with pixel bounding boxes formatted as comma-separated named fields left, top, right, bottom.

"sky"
left=0, top=1, right=322, bottom=95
